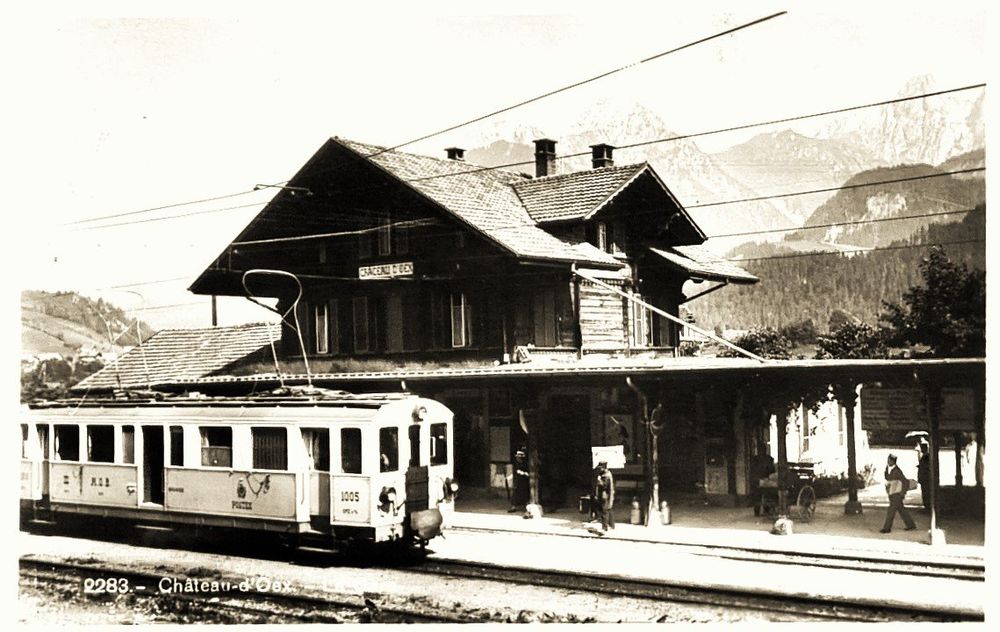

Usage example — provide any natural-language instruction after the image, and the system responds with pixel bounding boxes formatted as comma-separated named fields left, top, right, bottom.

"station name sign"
left=358, top=261, right=414, bottom=279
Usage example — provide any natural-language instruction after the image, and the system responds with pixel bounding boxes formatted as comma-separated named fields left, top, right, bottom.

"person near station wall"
left=510, top=447, right=530, bottom=516
left=916, top=439, right=931, bottom=510
left=881, top=453, right=917, bottom=533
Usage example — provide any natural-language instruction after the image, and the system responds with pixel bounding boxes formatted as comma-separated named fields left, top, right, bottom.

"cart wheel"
left=797, top=485, right=816, bottom=523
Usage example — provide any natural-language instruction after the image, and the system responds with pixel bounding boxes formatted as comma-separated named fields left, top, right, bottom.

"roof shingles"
left=649, top=245, right=759, bottom=284
left=73, top=323, right=280, bottom=391
left=512, top=163, right=647, bottom=223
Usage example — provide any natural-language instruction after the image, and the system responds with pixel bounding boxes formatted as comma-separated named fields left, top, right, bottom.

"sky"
left=6, top=0, right=990, bottom=332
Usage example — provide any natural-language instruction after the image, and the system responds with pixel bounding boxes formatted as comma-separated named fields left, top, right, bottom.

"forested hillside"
left=21, top=290, right=154, bottom=355
left=692, top=207, right=985, bottom=332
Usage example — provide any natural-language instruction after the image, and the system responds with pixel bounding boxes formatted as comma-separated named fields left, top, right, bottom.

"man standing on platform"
left=594, top=461, right=615, bottom=535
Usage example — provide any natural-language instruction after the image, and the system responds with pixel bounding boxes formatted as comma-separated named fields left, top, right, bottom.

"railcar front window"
left=170, top=426, right=184, bottom=466
left=380, top=427, right=399, bottom=472
left=409, top=424, right=420, bottom=467
left=55, top=425, right=79, bottom=461
left=430, top=423, right=448, bottom=465
left=303, top=428, right=330, bottom=471
left=341, top=428, right=362, bottom=474
left=38, top=425, right=50, bottom=460
left=87, top=425, right=114, bottom=463
left=122, top=425, right=135, bottom=464
left=200, top=427, right=232, bottom=468
left=252, top=427, right=288, bottom=470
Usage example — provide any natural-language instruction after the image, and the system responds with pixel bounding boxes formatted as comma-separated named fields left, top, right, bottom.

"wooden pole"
left=842, top=383, right=862, bottom=515
left=776, top=411, right=788, bottom=516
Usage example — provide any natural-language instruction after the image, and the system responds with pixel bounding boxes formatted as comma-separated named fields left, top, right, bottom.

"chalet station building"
left=182, top=137, right=767, bottom=506
left=80, top=137, right=982, bottom=517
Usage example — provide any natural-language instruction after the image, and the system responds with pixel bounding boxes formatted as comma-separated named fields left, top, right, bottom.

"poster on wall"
left=603, top=414, right=637, bottom=463
left=591, top=445, right=626, bottom=469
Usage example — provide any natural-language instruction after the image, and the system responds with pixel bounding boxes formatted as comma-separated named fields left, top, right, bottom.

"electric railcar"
left=20, top=390, right=457, bottom=548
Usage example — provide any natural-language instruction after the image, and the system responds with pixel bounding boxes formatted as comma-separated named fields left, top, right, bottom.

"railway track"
left=411, top=557, right=981, bottom=622
left=20, top=558, right=471, bottom=624
left=447, top=524, right=986, bottom=582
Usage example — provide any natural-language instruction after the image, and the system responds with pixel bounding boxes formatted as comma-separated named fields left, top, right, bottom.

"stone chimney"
left=533, top=138, right=557, bottom=177
left=590, top=144, right=615, bottom=169
left=445, top=147, right=465, bottom=161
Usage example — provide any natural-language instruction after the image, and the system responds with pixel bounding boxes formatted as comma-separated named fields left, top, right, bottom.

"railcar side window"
left=55, top=425, right=80, bottom=461
left=430, top=423, right=448, bottom=465
left=38, top=425, right=50, bottom=460
left=408, top=424, right=420, bottom=467
left=169, top=426, right=184, bottom=466
left=122, top=425, right=135, bottom=464
left=252, top=427, right=288, bottom=470
left=303, top=428, right=330, bottom=471
left=87, top=425, right=115, bottom=463
left=341, top=428, right=362, bottom=474
left=379, top=427, right=399, bottom=472
left=200, top=427, right=232, bottom=467
left=21, top=424, right=29, bottom=459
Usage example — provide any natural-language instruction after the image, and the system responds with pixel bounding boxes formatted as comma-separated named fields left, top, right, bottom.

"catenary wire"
left=60, top=79, right=983, bottom=229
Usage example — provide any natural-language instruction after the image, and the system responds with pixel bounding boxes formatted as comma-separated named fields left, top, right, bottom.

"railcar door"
left=405, top=423, right=429, bottom=513
left=302, top=428, right=330, bottom=528
left=142, top=426, right=164, bottom=505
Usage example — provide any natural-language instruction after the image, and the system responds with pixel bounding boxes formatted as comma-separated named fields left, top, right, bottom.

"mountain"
left=783, top=162, right=985, bottom=248
left=815, top=75, right=984, bottom=167
left=711, top=130, right=880, bottom=226
left=21, top=290, right=155, bottom=357
left=465, top=101, right=795, bottom=249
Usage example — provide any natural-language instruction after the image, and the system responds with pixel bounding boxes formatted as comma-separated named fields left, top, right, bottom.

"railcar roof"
left=27, top=390, right=418, bottom=411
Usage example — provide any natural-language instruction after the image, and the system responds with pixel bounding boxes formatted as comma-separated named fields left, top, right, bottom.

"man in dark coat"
left=749, top=443, right=776, bottom=516
left=510, top=448, right=530, bottom=515
left=594, top=461, right=615, bottom=534
left=881, top=453, right=916, bottom=533
left=916, top=440, right=931, bottom=510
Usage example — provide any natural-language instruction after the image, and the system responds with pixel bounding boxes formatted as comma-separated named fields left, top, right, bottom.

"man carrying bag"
left=880, top=453, right=917, bottom=533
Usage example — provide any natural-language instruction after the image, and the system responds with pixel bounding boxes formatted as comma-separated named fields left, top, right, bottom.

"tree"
left=721, top=327, right=792, bottom=359
left=881, top=246, right=986, bottom=357
left=815, top=322, right=889, bottom=359
left=780, top=318, right=818, bottom=345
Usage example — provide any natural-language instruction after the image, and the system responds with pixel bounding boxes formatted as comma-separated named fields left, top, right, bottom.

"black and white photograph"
left=9, top=0, right=990, bottom=624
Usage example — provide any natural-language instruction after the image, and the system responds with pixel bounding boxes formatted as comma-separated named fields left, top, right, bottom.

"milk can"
left=660, top=500, right=671, bottom=525
left=629, top=497, right=642, bottom=524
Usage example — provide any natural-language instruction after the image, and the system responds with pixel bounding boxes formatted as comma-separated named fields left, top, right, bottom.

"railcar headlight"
left=378, top=486, right=397, bottom=514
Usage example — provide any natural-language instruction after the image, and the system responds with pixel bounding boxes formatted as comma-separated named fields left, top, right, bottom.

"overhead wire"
left=63, top=83, right=986, bottom=232
left=62, top=11, right=787, bottom=227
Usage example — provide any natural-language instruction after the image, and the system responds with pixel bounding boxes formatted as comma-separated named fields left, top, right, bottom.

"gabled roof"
left=333, top=139, right=620, bottom=267
left=72, top=323, right=280, bottom=391
left=649, top=245, right=759, bottom=284
left=512, top=163, right=647, bottom=223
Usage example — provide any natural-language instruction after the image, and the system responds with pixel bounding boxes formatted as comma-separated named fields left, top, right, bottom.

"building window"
left=596, top=222, right=608, bottom=252
left=252, top=427, right=288, bottom=471
left=430, top=423, right=448, bottom=465
left=532, top=288, right=557, bottom=347
left=170, top=426, right=184, bottom=466
left=314, top=303, right=329, bottom=354
left=200, top=427, right=232, bottom=468
left=341, top=428, right=362, bottom=474
left=451, top=292, right=471, bottom=348
left=377, top=218, right=392, bottom=256
left=87, top=425, right=115, bottom=463
left=122, top=425, right=135, bottom=464
left=379, top=427, right=399, bottom=472
left=303, top=428, right=329, bottom=471
left=55, top=425, right=79, bottom=461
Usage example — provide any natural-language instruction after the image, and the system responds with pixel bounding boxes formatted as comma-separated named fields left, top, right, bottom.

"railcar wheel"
left=796, top=485, right=816, bottom=523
